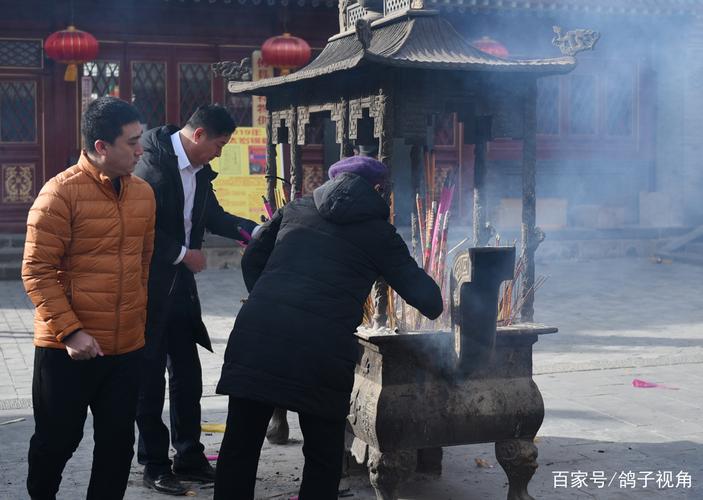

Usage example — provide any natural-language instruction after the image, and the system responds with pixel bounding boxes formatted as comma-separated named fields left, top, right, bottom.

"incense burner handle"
left=451, top=247, right=515, bottom=373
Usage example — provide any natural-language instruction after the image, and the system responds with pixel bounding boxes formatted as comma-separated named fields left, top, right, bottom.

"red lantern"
left=472, top=36, right=509, bottom=58
left=45, top=26, right=99, bottom=82
left=261, top=33, right=311, bottom=75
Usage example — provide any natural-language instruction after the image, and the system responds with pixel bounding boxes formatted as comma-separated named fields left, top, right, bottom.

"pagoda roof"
left=228, top=10, right=575, bottom=95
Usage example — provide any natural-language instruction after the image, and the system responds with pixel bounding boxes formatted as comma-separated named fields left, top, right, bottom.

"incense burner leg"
left=367, top=447, right=416, bottom=500
left=495, top=439, right=538, bottom=500
left=416, top=447, right=443, bottom=476
left=266, top=408, right=289, bottom=444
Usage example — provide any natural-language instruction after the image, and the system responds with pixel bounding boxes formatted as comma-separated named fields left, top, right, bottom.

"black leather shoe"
left=174, top=461, right=216, bottom=483
left=143, top=471, right=189, bottom=496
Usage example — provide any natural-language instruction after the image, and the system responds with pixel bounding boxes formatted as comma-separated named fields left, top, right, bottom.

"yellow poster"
left=210, top=127, right=284, bottom=221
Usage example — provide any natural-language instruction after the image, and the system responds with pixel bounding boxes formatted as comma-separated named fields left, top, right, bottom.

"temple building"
left=1, top=0, right=701, bottom=274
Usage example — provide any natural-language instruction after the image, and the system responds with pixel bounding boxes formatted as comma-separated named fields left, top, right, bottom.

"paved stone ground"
left=1, top=257, right=701, bottom=499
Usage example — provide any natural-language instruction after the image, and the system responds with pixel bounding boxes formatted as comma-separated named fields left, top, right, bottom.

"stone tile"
left=0, top=259, right=702, bottom=499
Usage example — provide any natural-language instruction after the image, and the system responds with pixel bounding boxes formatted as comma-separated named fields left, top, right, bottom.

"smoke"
left=458, top=10, right=698, bottom=230
left=302, top=7, right=703, bottom=265
left=383, top=8, right=702, bottom=262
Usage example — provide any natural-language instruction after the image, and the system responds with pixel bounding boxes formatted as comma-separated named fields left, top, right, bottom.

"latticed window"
left=537, top=77, right=559, bottom=135
left=0, top=81, right=36, bottom=143
left=132, top=61, right=166, bottom=129
left=226, top=94, right=252, bottom=127
left=0, top=39, right=42, bottom=69
left=179, top=63, right=212, bottom=125
left=568, top=74, right=597, bottom=135
left=604, top=70, right=634, bottom=137
left=83, top=61, right=120, bottom=101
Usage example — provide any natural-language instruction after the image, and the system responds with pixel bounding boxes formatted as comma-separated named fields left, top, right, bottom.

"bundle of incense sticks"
left=273, top=186, right=288, bottom=210
left=386, top=154, right=458, bottom=331
left=496, top=246, right=549, bottom=326
left=362, top=294, right=374, bottom=326
left=262, top=195, right=273, bottom=219
left=360, top=157, right=457, bottom=331
left=262, top=188, right=289, bottom=220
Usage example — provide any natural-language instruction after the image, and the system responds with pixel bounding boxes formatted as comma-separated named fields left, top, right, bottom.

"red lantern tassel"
left=64, top=63, right=78, bottom=82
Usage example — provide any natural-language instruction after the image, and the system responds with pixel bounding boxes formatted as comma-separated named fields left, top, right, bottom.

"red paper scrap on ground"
left=632, top=378, right=679, bottom=390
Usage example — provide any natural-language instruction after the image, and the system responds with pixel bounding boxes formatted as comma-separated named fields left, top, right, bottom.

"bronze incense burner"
left=348, top=247, right=556, bottom=500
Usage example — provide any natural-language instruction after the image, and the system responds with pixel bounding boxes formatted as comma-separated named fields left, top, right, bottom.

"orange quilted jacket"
left=22, top=153, right=156, bottom=354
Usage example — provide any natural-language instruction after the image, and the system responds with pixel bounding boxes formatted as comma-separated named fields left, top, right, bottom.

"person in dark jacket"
left=134, top=105, right=257, bottom=495
left=214, top=155, right=443, bottom=499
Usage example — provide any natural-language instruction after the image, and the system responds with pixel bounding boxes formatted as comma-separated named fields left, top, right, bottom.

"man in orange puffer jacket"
left=21, top=96, right=155, bottom=500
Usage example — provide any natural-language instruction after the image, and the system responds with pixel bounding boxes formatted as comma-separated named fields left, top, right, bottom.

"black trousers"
left=214, top=397, right=346, bottom=500
left=27, top=346, right=143, bottom=500
left=136, top=285, right=205, bottom=474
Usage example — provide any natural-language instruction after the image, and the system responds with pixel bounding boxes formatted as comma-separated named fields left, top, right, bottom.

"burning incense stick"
left=416, top=193, right=425, bottom=252
left=262, top=195, right=274, bottom=219
left=411, top=212, right=419, bottom=263
left=237, top=227, right=252, bottom=243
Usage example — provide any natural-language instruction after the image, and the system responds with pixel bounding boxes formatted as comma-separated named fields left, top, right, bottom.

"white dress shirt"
left=171, top=131, right=203, bottom=264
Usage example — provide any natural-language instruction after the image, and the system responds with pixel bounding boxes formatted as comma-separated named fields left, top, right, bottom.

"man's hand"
left=64, top=330, right=104, bottom=361
left=182, top=249, right=207, bottom=273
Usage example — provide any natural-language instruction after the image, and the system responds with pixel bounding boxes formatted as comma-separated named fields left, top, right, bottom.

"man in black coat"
left=134, top=105, right=257, bottom=495
left=214, top=156, right=443, bottom=499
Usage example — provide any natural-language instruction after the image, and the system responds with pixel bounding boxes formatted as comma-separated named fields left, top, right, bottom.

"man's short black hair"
left=186, top=104, right=236, bottom=137
left=81, top=96, right=142, bottom=153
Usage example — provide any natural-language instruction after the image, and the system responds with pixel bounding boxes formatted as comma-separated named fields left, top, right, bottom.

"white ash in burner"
left=355, top=325, right=401, bottom=336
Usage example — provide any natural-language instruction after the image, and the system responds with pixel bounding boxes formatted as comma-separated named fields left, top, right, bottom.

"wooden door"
left=0, top=74, right=43, bottom=232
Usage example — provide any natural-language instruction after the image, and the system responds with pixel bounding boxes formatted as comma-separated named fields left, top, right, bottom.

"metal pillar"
left=266, top=109, right=278, bottom=211
left=373, top=86, right=394, bottom=329
left=520, top=79, right=538, bottom=322
left=289, top=106, right=302, bottom=200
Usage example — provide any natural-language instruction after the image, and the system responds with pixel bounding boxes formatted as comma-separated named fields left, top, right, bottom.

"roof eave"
left=228, top=55, right=576, bottom=96
left=362, top=52, right=577, bottom=73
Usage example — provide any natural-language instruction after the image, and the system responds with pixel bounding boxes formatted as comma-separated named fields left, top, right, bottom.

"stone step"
left=0, top=240, right=23, bottom=280
left=0, top=263, right=21, bottom=281
left=659, top=224, right=703, bottom=253
left=0, top=233, right=24, bottom=248
left=683, top=242, right=703, bottom=254
left=0, top=247, right=23, bottom=263
left=656, top=251, right=703, bottom=266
